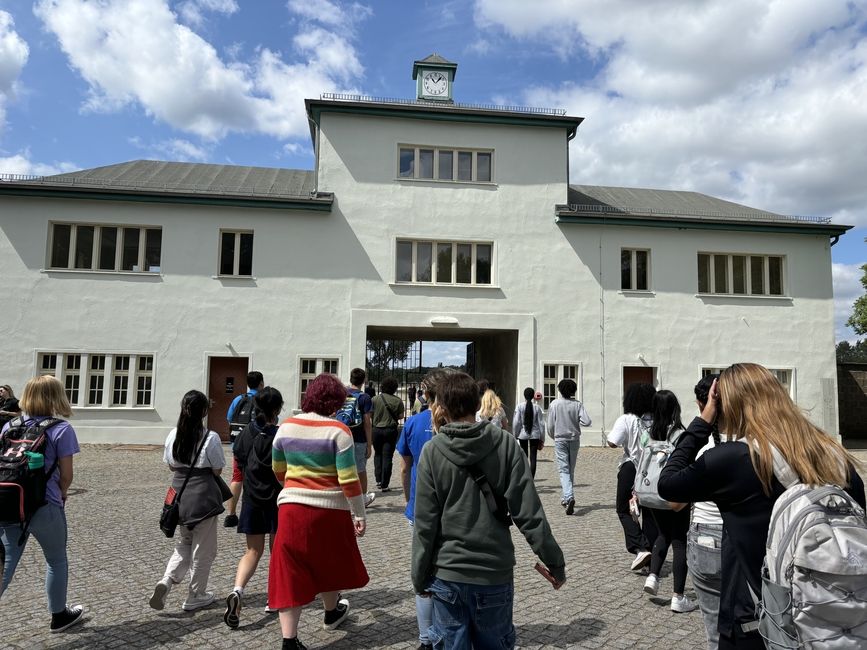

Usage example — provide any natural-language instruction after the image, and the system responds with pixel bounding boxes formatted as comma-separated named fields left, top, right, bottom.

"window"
left=299, top=357, right=340, bottom=407
left=398, top=145, right=493, bottom=183
left=621, top=249, right=650, bottom=291
left=219, top=230, right=254, bottom=277
left=48, top=223, right=162, bottom=272
left=697, top=253, right=785, bottom=296
left=37, top=351, right=154, bottom=407
left=542, top=363, right=579, bottom=410
left=701, top=366, right=794, bottom=396
left=395, top=240, right=494, bottom=286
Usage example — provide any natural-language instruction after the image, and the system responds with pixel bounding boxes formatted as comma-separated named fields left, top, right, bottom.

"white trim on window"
left=620, top=248, right=651, bottom=291
left=540, top=362, right=582, bottom=411
left=47, top=223, right=162, bottom=273
left=397, top=144, right=494, bottom=184
left=700, top=365, right=795, bottom=398
left=394, top=238, right=495, bottom=286
left=218, top=230, right=254, bottom=277
left=697, top=252, right=786, bottom=297
left=297, top=355, right=342, bottom=410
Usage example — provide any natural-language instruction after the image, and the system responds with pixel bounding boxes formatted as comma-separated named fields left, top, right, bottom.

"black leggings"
left=615, top=462, right=657, bottom=555
left=649, top=507, right=691, bottom=593
left=519, top=439, right=542, bottom=477
left=372, top=426, right=399, bottom=489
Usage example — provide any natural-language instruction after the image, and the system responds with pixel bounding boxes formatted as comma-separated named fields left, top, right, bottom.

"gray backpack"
left=756, top=446, right=867, bottom=648
left=633, top=423, right=681, bottom=511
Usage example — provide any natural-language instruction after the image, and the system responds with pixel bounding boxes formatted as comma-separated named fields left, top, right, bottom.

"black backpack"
left=0, top=416, right=61, bottom=529
left=229, top=394, right=257, bottom=437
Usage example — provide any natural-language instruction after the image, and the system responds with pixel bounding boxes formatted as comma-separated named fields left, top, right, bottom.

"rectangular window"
left=702, top=366, right=794, bottom=396
left=542, top=363, right=580, bottom=410
left=397, top=145, right=494, bottom=183
left=698, top=253, right=786, bottom=296
left=48, top=223, right=161, bottom=273
left=621, top=249, right=651, bottom=291
left=37, top=352, right=153, bottom=407
left=396, top=239, right=494, bottom=286
left=299, top=357, right=340, bottom=407
left=219, top=230, right=254, bottom=277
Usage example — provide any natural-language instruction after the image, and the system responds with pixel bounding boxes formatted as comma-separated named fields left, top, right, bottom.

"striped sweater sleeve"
left=272, top=431, right=287, bottom=482
left=334, top=429, right=365, bottom=518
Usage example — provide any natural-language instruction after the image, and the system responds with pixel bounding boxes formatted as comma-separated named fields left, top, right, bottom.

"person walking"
left=345, top=368, right=375, bottom=507
left=269, top=373, right=369, bottom=650
left=224, top=371, right=264, bottom=528
left=397, top=369, right=452, bottom=650
left=0, top=376, right=84, bottom=633
left=223, top=387, right=284, bottom=629
left=640, top=390, right=696, bottom=613
left=512, top=387, right=545, bottom=477
left=412, top=371, right=566, bottom=649
left=371, top=376, right=404, bottom=493
left=545, top=379, right=591, bottom=515
left=659, top=363, right=866, bottom=649
left=476, top=388, right=509, bottom=431
left=607, top=382, right=659, bottom=571
left=150, top=390, right=225, bottom=612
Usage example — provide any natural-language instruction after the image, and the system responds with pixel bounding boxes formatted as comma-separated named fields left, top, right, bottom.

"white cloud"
left=0, top=151, right=77, bottom=176
left=475, top=0, right=867, bottom=227
left=286, top=0, right=371, bottom=34
left=129, top=135, right=210, bottom=161
left=0, top=11, right=29, bottom=128
left=422, top=341, right=470, bottom=367
left=833, top=263, right=866, bottom=342
left=176, top=0, right=238, bottom=27
left=34, top=0, right=368, bottom=142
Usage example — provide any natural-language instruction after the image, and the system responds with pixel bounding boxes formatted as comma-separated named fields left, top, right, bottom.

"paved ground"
left=2, top=442, right=818, bottom=650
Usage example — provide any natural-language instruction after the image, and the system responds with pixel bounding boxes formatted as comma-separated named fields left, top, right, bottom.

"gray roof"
left=564, top=184, right=831, bottom=225
left=37, top=160, right=317, bottom=199
left=414, top=53, right=456, bottom=66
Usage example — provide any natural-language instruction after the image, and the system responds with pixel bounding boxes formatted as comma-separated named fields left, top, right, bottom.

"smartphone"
left=534, top=562, right=564, bottom=590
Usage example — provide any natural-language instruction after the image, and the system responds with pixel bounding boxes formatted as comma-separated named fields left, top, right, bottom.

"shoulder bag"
left=160, top=432, right=208, bottom=538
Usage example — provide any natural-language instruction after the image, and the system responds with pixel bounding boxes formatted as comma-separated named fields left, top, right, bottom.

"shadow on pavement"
left=517, top=616, right=606, bottom=647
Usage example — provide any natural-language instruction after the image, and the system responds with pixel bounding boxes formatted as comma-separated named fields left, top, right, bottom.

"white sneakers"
left=364, top=492, right=376, bottom=507
left=631, top=550, right=652, bottom=571
left=149, top=578, right=172, bottom=611
left=182, top=591, right=216, bottom=611
left=671, top=594, right=698, bottom=613
left=643, top=574, right=659, bottom=596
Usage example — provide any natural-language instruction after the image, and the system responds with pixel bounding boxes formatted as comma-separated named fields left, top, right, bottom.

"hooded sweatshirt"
left=411, top=420, right=565, bottom=593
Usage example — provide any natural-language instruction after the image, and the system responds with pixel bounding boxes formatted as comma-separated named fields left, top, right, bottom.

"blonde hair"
left=478, top=389, right=503, bottom=420
left=719, top=363, right=858, bottom=495
left=19, top=375, right=72, bottom=418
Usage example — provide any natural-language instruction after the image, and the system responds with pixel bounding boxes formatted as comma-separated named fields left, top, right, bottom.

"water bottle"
left=24, top=451, right=44, bottom=470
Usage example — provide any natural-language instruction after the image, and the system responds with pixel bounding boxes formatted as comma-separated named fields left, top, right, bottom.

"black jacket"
left=233, top=421, right=281, bottom=506
left=658, top=417, right=866, bottom=637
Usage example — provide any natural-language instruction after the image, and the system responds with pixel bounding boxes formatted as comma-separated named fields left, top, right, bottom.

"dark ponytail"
left=523, top=386, right=535, bottom=434
left=254, top=386, right=284, bottom=427
left=173, top=390, right=209, bottom=465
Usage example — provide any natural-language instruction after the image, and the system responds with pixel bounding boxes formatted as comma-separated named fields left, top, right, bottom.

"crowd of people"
left=1, top=362, right=865, bottom=649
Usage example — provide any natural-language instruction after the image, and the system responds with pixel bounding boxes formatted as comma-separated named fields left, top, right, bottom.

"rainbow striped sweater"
left=272, top=412, right=365, bottom=519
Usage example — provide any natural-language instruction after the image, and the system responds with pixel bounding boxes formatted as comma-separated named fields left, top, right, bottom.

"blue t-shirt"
left=227, top=389, right=258, bottom=423
left=395, top=409, right=434, bottom=522
left=348, top=388, right=373, bottom=444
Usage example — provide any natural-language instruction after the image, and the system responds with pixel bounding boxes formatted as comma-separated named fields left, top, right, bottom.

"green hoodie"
left=411, top=420, right=565, bottom=593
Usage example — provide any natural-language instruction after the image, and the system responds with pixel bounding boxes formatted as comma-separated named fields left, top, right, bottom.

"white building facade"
left=0, top=56, right=849, bottom=444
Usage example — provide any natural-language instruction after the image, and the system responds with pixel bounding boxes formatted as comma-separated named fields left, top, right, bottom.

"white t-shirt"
left=607, top=413, right=651, bottom=467
left=691, top=436, right=723, bottom=525
left=163, top=428, right=225, bottom=469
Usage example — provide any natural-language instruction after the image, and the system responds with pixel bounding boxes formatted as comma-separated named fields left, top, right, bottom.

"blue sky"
left=0, top=0, right=865, bottom=358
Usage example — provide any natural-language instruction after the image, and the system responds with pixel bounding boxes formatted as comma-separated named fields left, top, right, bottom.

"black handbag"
left=160, top=432, right=208, bottom=538
left=214, top=474, right=233, bottom=502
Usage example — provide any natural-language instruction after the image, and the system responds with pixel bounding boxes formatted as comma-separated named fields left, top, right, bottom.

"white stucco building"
left=0, top=55, right=850, bottom=444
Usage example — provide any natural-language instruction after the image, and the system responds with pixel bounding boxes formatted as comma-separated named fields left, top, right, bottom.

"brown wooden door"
left=207, top=356, right=249, bottom=442
left=623, top=366, right=654, bottom=394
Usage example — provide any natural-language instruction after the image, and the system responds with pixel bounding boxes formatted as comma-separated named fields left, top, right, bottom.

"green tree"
left=837, top=339, right=867, bottom=363
left=846, top=254, right=867, bottom=336
left=366, top=340, right=415, bottom=374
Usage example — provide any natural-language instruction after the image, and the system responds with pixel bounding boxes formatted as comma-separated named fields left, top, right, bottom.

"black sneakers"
left=223, top=514, right=239, bottom=528
left=282, top=638, right=308, bottom=650
left=565, top=497, right=575, bottom=516
left=322, top=598, right=350, bottom=630
left=50, top=605, right=85, bottom=633
left=224, top=589, right=241, bottom=629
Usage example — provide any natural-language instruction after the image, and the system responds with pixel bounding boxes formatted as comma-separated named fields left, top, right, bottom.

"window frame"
left=540, top=362, right=582, bottom=411
left=297, top=356, right=341, bottom=409
left=397, top=144, right=494, bottom=184
left=700, top=365, right=795, bottom=398
left=696, top=252, right=786, bottom=297
left=47, top=222, right=162, bottom=273
left=394, top=238, right=495, bottom=286
left=218, top=229, right=255, bottom=278
left=620, top=248, right=651, bottom=291
left=36, top=350, right=156, bottom=409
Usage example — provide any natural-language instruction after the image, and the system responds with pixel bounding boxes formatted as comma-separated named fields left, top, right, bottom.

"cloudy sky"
left=0, top=0, right=865, bottom=353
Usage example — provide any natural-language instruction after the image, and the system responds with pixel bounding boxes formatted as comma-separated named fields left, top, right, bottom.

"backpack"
left=335, top=389, right=363, bottom=429
left=0, top=416, right=61, bottom=527
left=633, top=421, right=681, bottom=511
left=229, top=393, right=257, bottom=436
left=755, top=446, right=867, bottom=648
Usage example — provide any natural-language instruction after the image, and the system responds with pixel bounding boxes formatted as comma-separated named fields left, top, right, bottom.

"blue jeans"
left=410, top=521, right=433, bottom=644
left=0, top=503, right=69, bottom=613
left=688, top=522, right=723, bottom=649
left=426, top=577, right=515, bottom=650
left=554, top=439, right=580, bottom=502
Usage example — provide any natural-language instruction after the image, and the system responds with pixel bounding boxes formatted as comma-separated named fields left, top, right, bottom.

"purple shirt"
left=2, top=416, right=80, bottom=507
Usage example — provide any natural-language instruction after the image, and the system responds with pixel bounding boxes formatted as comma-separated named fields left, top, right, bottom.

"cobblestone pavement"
left=11, top=443, right=859, bottom=650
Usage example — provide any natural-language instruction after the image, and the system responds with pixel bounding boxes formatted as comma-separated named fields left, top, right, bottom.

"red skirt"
left=268, top=503, right=369, bottom=608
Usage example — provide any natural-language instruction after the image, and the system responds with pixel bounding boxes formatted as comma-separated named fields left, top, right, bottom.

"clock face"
left=422, top=71, right=448, bottom=96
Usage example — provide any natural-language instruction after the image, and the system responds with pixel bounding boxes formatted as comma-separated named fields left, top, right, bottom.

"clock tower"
left=412, top=53, right=457, bottom=103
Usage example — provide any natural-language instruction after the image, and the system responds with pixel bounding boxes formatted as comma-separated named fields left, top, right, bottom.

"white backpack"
left=756, top=445, right=867, bottom=648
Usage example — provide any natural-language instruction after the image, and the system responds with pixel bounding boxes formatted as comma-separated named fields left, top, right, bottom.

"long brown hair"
left=719, top=363, right=859, bottom=495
